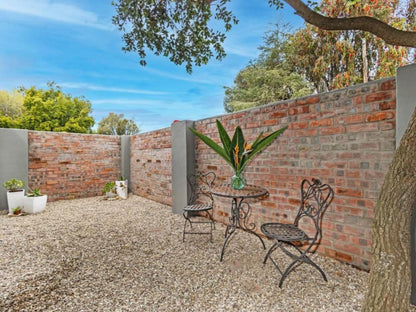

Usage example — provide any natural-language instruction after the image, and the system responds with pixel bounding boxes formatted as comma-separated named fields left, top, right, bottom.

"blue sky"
left=0, top=0, right=304, bottom=132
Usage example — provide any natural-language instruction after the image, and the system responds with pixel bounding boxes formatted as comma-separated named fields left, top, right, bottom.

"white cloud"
left=60, top=82, right=167, bottom=95
left=0, top=0, right=111, bottom=30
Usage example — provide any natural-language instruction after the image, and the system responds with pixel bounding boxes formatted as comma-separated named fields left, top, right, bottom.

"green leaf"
left=240, top=126, right=287, bottom=171
left=251, top=131, right=264, bottom=148
left=189, top=127, right=233, bottom=167
left=230, top=126, right=245, bottom=172
left=216, top=119, right=232, bottom=156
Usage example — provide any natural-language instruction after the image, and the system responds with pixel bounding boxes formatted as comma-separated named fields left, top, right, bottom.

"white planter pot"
left=115, top=180, right=128, bottom=199
left=6, top=190, right=25, bottom=214
left=23, top=195, right=47, bottom=214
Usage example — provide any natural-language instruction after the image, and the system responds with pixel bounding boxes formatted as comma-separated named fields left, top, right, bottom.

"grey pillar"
left=0, top=128, right=29, bottom=211
left=171, top=120, right=195, bottom=214
left=121, top=135, right=131, bottom=190
left=396, top=64, right=416, bottom=148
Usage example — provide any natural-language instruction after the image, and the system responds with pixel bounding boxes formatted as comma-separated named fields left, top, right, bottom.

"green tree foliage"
left=226, top=0, right=412, bottom=112
left=97, top=112, right=140, bottom=135
left=18, top=83, right=94, bottom=133
left=224, top=65, right=312, bottom=112
left=285, top=0, right=410, bottom=92
left=224, top=27, right=313, bottom=112
left=112, top=0, right=238, bottom=73
left=0, top=89, right=24, bottom=128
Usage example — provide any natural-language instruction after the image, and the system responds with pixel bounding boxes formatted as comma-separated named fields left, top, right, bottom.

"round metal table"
left=211, top=184, right=268, bottom=261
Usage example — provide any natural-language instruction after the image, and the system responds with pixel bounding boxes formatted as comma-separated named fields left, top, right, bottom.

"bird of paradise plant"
left=190, top=120, right=287, bottom=189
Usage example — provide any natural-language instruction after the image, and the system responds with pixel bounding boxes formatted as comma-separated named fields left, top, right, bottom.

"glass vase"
left=231, top=171, right=246, bottom=190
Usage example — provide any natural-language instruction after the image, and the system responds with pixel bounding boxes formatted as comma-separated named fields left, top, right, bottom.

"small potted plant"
left=115, top=175, right=128, bottom=199
left=3, top=178, right=25, bottom=215
left=24, top=188, right=47, bottom=214
left=103, top=181, right=117, bottom=199
left=12, top=206, right=23, bottom=216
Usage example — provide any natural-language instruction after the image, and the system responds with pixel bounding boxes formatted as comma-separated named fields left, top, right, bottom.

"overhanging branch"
left=284, top=0, right=416, bottom=47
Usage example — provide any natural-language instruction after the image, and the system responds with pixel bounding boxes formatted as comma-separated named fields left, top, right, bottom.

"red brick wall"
left=130, top=128, right=172, bottom=205
left=24, top=77, right=396, bottom=270
left=194, top=78, right=396, bottom=270
left=28, top=131, right=121, bottom=201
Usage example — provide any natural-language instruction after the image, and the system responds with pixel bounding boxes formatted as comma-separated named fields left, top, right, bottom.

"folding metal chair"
left=183, top=172, right=216, bottom=242
left=261, top=178, right=334, bottom=287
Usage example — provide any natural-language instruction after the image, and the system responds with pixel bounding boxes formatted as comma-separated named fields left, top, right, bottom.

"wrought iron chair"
left=183, top=172, right=216, bottom=242
left=261, top=178, right=334, bottom=288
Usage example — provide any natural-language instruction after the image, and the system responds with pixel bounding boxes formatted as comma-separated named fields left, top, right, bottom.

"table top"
left=211, top=184, right=268, bottom=199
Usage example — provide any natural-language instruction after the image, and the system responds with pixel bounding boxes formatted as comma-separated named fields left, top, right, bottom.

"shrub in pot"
left=24, top=188, right=47, bottom=214
left=3, top=178, right=25, bottom=215
left=103, top=181, right=116, bottom=198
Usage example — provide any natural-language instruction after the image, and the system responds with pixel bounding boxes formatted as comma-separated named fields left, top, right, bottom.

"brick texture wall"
left=28, top=131, right=121, bottom=201
left=24, top=77, right=396, bottom=270
left=130, top=128, right=172, bottom=205
left=194, top=78, right=396, bottom=270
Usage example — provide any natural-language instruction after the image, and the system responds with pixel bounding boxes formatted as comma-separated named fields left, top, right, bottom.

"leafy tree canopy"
left=0, top=82, right=95, bottom=133
left=284, top=0, right=411, bottom=92
left=224, top=25, right=313, bottom=112
left=226, top=0, right=413, bottom=112
left=112, top=0, right=238, bottom=73
left=112, top=0, right=416, bottom=74
left=224, top=65, right=313, bottom=112
left=97, top=112, right=140, bottom=135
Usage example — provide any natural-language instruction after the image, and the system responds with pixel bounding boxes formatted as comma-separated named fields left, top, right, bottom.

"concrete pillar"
left=396, top=64, right=416, bottom=148
left=121, top=135, right=131, bottom=191
left=0, top=128, right=28, bottom=211
left=171, top=120, right=195, bottom=214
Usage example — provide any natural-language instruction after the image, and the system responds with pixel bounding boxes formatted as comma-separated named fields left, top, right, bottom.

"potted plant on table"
left=103, top=181, right=117, bottom=199
left=190, top=120, right=287, bottom=189
left=24, top=188, right=47, bottom=214
left=3, top=178, right=25, bottom=215
left=115, top=176, right=128, bottom=199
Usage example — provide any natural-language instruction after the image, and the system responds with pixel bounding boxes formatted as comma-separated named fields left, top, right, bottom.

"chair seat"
left=261, top=223, right=309, bottom=242
left=184, top=203, right=213, bottom=212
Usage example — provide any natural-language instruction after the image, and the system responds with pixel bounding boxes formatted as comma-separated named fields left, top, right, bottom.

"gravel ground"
left=1, top=195, right=372, bottom=311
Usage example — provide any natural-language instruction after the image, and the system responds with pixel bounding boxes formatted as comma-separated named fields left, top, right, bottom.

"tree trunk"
left=362, top=106, right=416, bottom=311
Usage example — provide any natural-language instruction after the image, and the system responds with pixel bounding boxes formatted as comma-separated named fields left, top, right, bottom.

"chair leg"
left=264, top=241, right=327, bottom=288
left=206, top=209, right=216, bottom=230
left=183, top=212, right=192, bottom=242
left=183, top=210, right=214, bottom=243
left=264, top=242, right=279, bottom=264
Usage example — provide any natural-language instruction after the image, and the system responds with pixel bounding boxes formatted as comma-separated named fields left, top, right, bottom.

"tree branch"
left=284, top=0, right=416, bottom=47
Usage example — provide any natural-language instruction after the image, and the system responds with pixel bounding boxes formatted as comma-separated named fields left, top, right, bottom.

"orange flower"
left=243, top=141, right=252, bottom=155
left=233, top=144, right=239, bottom=166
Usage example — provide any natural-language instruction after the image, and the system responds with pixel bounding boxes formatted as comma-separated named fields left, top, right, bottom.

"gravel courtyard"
left=1, top=195, right=370, bottom=311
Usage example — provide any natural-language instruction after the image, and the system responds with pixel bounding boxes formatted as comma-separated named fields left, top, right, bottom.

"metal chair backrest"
left=187, top=172, right=216, bottom=206
left=294, top=178, right=334, bottom=242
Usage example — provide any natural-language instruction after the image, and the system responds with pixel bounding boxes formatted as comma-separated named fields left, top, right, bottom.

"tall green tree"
left=18, top=83, right=94, bottom=133
left=224, top=65, right=312, bottom=112
left=113, top=1, right=416, bottom=311
left=224, top=26, right=313, bottom=112
left=97, top=112, right=140, bottom=135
